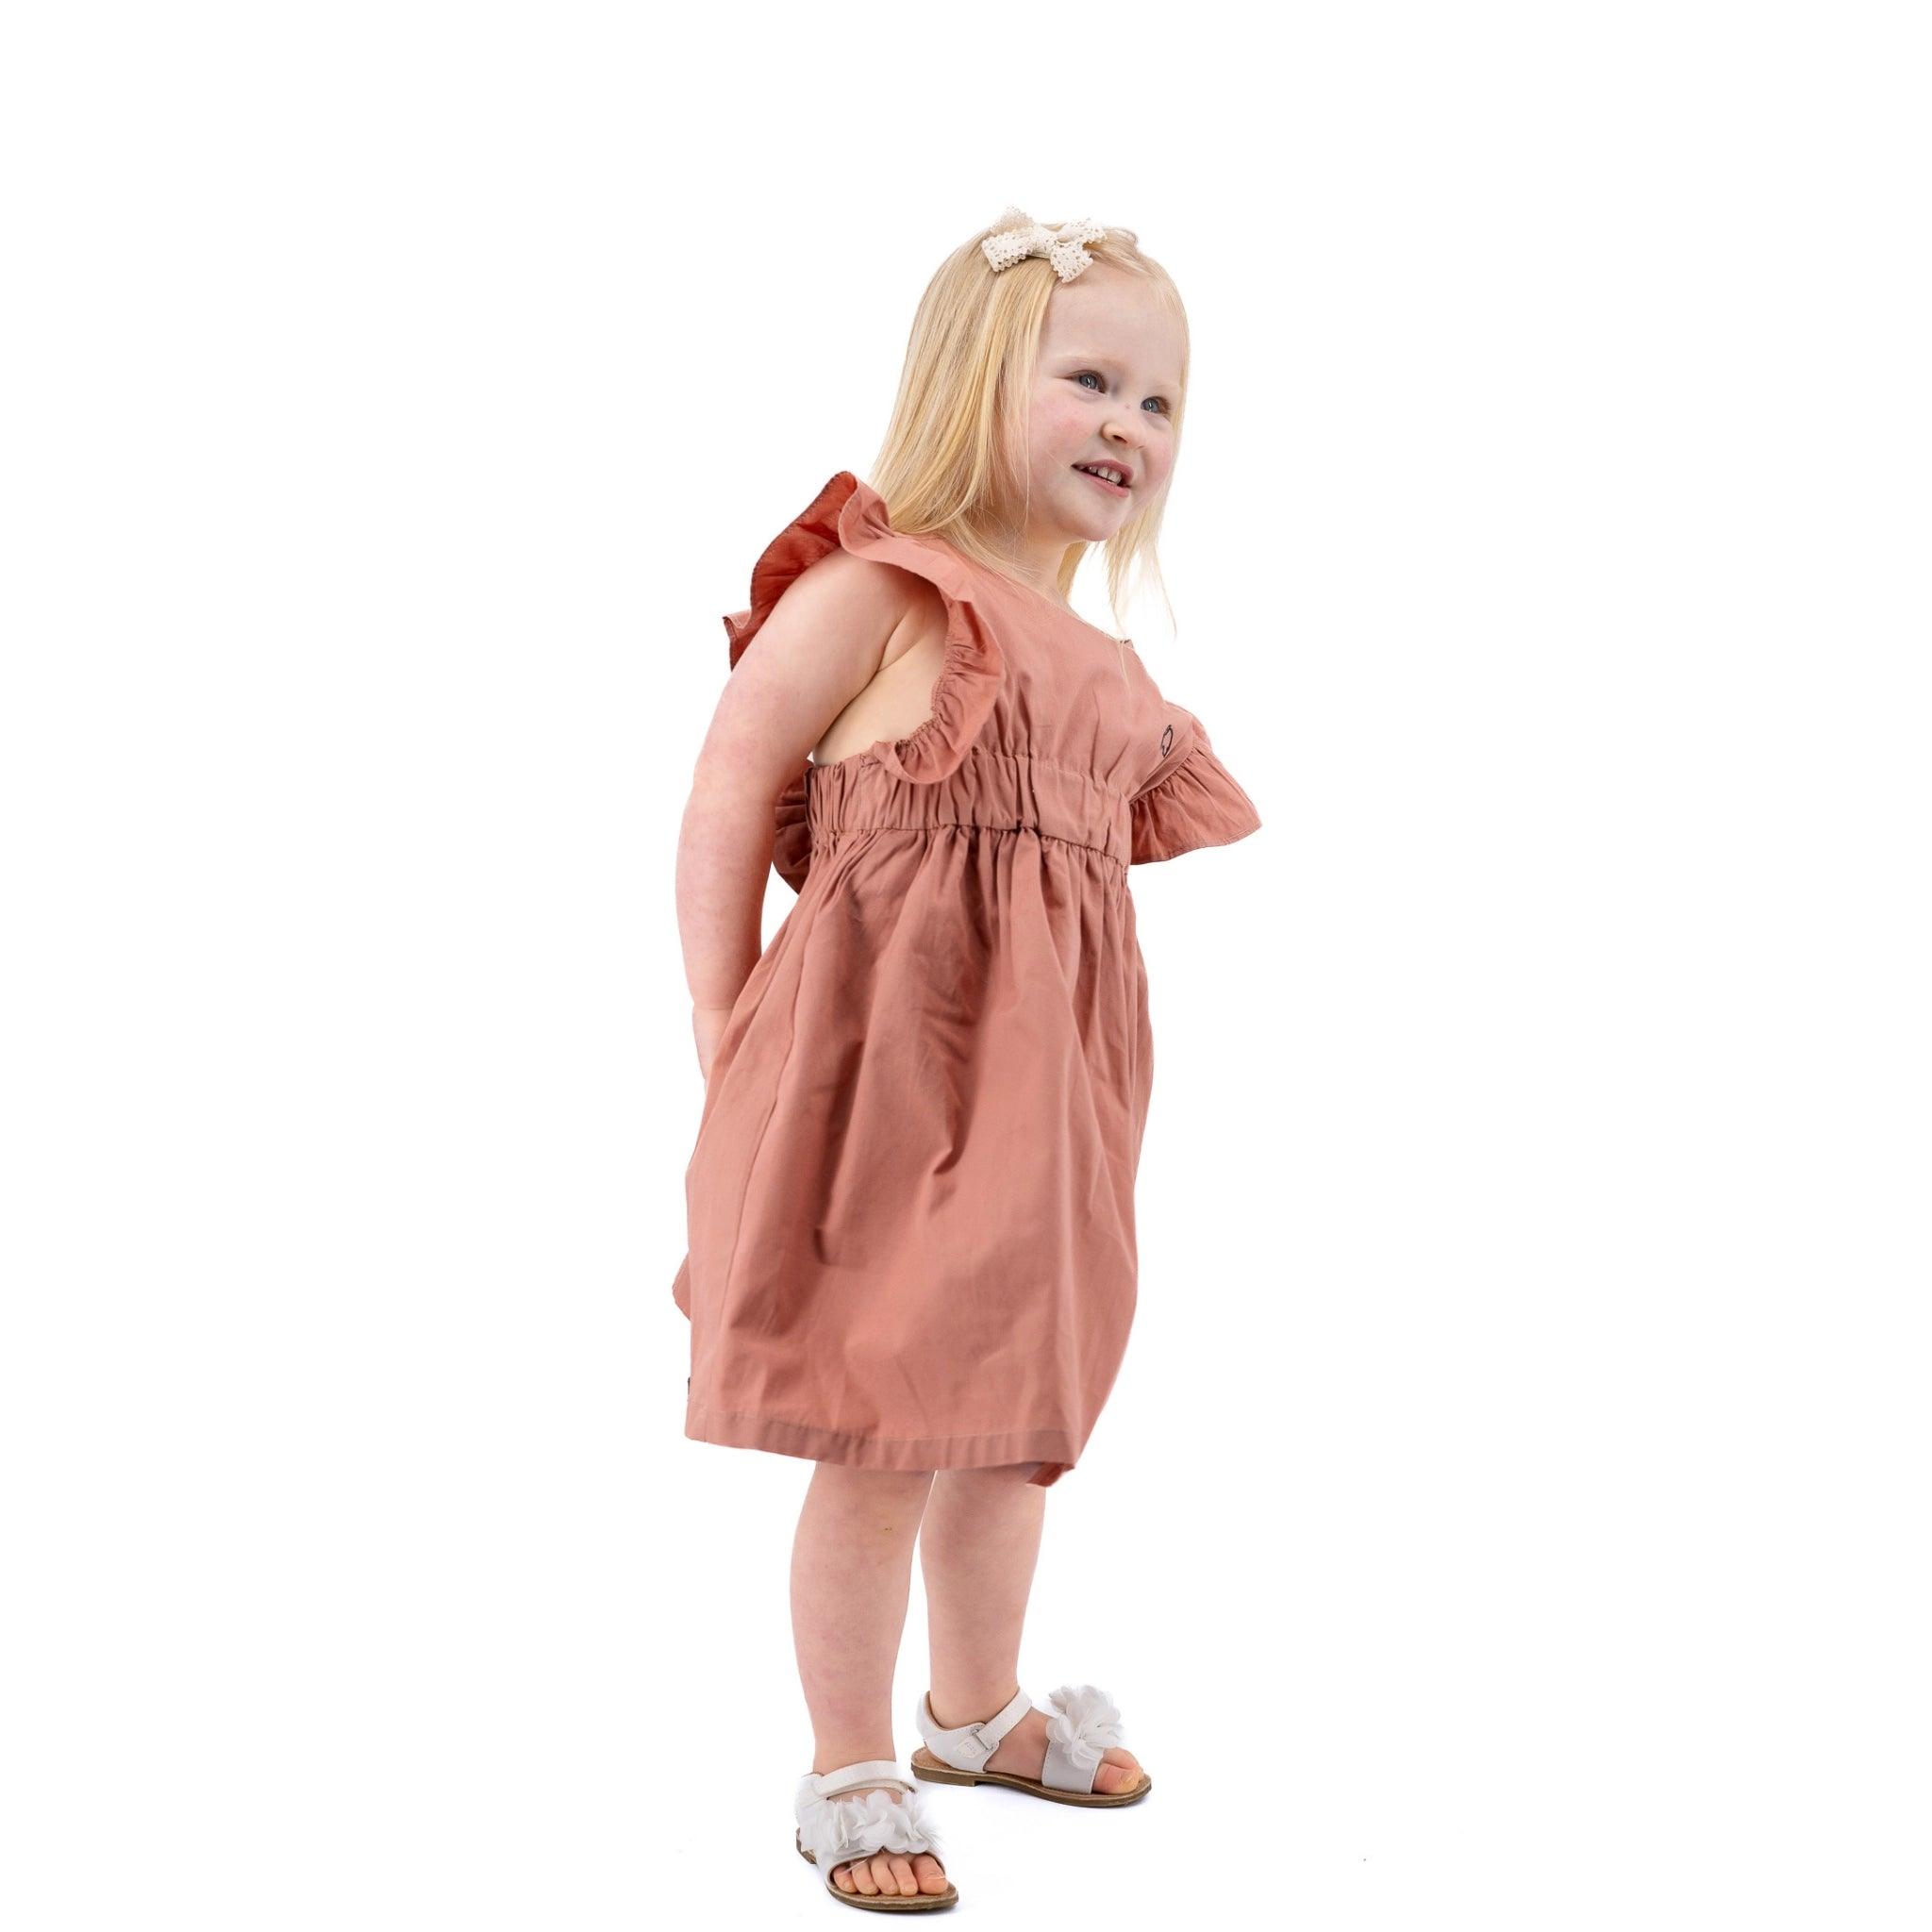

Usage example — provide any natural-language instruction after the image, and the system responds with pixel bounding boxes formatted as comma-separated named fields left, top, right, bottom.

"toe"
left=914, top=1853, right=950, bottom=1894
left=1093, top=1747, right=1145, bottom=1794
left=887, top=1855, right=917, bottom=1895
left=833, top=1861, right=858, bottom=1893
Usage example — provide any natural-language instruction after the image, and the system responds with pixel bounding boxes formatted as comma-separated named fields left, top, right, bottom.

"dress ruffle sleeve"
left=1128, top=703, right=1263, bottom=864
left=721, top=470, right=1007, bottom=894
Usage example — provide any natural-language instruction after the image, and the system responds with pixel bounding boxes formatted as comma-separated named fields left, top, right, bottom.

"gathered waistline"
left=804, top=745, right=1138, bottom=870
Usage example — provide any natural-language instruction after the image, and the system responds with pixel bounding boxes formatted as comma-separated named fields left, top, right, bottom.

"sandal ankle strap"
left=915, top=1686, right=1034, bottom=1771
left=805, top=1757, right=910, bottom=1800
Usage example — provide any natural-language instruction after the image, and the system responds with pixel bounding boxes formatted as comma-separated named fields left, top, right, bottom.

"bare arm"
left=675, top=547, right=906, bottom=1075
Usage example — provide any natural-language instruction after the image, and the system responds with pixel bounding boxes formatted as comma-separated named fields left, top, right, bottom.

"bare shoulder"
left=711, top=539, right=953, bottom=777
left=738, top=544, right=942, bottom=688
left=755, top=544, right=944, bottom=671
left=705, top=510, right=974, bottom=775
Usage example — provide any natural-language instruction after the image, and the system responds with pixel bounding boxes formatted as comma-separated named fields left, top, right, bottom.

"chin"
left=1061, top=485, right=1125, bottom=531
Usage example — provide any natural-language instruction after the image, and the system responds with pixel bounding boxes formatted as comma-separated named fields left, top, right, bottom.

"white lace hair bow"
left=981, top=207, right=1108, bottom=283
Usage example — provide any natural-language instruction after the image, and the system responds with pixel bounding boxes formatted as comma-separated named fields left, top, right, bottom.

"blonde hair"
left=867, top=212, right=1190, bottom=637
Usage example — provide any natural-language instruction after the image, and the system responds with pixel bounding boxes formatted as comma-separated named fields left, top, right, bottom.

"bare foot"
left=823, top=1788, right=951, bottom=1899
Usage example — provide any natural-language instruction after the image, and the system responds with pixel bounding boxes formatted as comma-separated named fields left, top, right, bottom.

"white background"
left=4, top=4, right=1927, bottom=1926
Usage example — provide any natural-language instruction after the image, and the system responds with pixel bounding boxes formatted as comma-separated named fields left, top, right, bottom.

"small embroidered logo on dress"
left=1159, top=723, right=1174, bottom=758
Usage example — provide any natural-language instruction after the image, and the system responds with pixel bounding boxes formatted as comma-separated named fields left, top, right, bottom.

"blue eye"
left=1072, top=371, right=1171, bottom=414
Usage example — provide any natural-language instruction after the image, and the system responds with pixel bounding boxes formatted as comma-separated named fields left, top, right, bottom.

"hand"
left=691, top=1003, right=738, bottom=1083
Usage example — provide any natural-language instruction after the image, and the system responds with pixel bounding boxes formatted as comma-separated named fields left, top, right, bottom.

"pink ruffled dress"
left=673, top=472, right=1261, bottom=1487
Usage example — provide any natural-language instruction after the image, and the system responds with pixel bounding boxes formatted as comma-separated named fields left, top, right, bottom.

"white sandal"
left=792, top=1757, right=958, bottom=1911
left=909, top=1684, right=1153, bottom=1807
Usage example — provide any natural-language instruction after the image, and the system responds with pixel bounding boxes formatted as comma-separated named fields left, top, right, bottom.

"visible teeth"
left=1077, top=465, right=1126, bottom=487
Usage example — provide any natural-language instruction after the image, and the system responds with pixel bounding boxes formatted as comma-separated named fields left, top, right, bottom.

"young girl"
left=671, top=208, right=1262, bottom=1910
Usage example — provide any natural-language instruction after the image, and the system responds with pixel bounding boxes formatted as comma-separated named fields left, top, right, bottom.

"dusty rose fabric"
left=672, top=472, right=1261, bottom=1488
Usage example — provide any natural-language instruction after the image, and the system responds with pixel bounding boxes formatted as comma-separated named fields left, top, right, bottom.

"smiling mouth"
left=1073, top=464, right=1131, bottom=496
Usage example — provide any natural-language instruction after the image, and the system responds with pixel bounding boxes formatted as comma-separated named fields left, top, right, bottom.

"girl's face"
left=1013, top=265, right=1184, bottom=560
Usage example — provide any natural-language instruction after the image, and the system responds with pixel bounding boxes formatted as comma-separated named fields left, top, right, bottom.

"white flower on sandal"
left=1042, top=1684, right=1127, bottom=1779
left=794, top=1781, right=944, bottom=1870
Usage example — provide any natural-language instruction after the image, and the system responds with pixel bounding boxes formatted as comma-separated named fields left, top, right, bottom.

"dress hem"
left=687, top=1403, right=1077, bottom=1485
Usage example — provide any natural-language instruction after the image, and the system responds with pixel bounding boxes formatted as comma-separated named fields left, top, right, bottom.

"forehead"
left=1039, top=272, right=1183, bottom=385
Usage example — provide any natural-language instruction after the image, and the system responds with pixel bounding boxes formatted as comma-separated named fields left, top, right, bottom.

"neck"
left=986, top=525, right=1081, bottom=607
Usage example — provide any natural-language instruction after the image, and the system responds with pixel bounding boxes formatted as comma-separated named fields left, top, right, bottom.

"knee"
left=934, top=1461, right=1040, bottom=1485
left=809, top=1460, right=937, bottom=1495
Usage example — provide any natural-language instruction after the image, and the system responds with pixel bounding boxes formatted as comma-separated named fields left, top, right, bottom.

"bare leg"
left=791, top=1462, right=950, bottom=1898
left=920, top=1464, right=1044, bottom=1720
left=918, top=1464, right=1145, bottom=1794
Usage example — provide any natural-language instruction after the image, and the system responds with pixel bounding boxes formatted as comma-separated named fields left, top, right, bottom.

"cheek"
left=1034, top=398, right=1090, bottom=458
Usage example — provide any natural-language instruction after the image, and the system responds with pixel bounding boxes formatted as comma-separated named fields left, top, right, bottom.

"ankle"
left=811, top=1740, right=899, bottom=1777
left=925, top=1681, right=1023, bottom=1731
